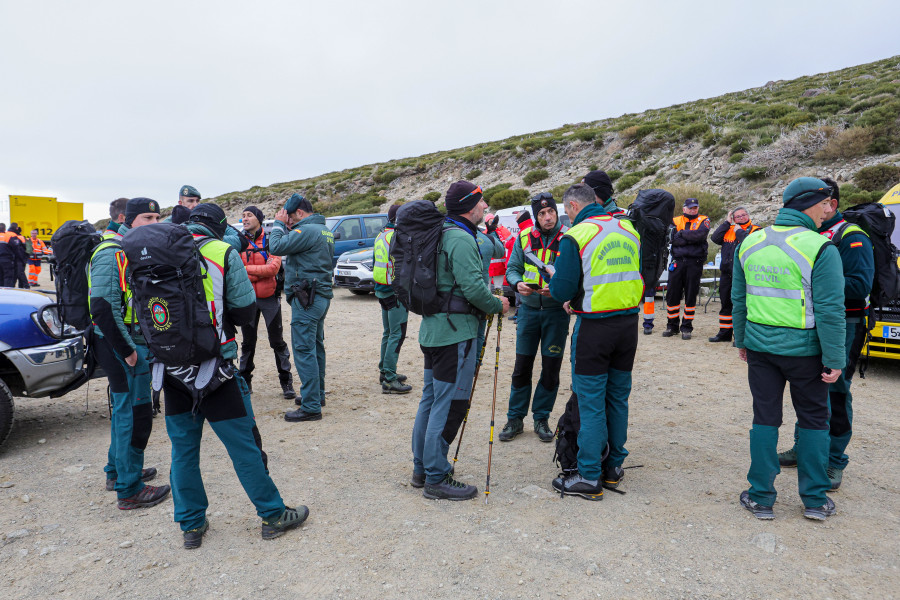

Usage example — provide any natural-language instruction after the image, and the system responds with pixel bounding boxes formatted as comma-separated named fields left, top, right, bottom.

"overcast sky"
left=1, top=0, right=897, bottom=223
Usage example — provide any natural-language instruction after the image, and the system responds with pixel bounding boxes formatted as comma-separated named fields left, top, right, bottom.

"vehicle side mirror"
left=334, top=232, right=342, bottom=240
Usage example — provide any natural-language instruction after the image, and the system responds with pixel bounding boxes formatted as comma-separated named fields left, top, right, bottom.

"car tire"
left=0, top=378, right=14, bottom=449
left=349, top=290, right=370, bottom=295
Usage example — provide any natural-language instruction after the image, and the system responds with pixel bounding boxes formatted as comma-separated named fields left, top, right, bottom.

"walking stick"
left=452, top=313, right=494, bottom=465
left=484, top=310, right=503, bottom=503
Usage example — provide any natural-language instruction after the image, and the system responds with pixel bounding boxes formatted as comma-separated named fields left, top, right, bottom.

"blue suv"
left=325, top=213, right=388, bottom=267
left=0, top=288, right=87, bottom=449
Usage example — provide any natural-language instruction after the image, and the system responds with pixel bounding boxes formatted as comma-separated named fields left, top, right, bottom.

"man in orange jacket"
left=663, top=198, right=710, bottom=340
left=238, top=206, right=295, bottom=399
left=27, top=229, right=51, bottom=287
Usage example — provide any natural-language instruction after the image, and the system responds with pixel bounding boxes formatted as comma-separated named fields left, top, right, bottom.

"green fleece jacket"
left=505, top=220, right=565, bottom=310
left=89, top=224, right=140, bottom=358
left=268, top=214, right=335, bottom=299
left=732, top=208, right=846, bottom=369
left=419, top=221, right=504, bottom=347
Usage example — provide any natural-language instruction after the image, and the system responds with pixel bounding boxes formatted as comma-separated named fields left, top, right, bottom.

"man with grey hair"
left=104, top=198, right=129, bottom=238
left=709, top=206, right=760, bottom=342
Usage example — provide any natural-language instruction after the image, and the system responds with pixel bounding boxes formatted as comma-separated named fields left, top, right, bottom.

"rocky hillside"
left=210, top=55, right=900, bottom=227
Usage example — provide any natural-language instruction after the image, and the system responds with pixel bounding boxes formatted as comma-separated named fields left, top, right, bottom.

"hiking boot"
left=534, top=418, right=554, bottom=443
left=661, top=328, right=678, bottom=338
left=380, top=373, right=408, bottom=383
left=602, top=465, right=625, bottom=490
left=117, top=484, right=171, bottom=510
left=643, top=326, right=653, bottom=335
left=295, top=396, right=326, bottom=407
left=803, top=497, right=836, bottom=521
left=261, top=506, right=309, bottom=539
left=106, top=467, right=158, bottom=491
left=777, top=447, right=798, bottom=468
left=382, top=380, right=412, bottom=394
left=498, top=418, right=524, bottom=442
left=281, top=381, right=296, bottom=400
left=423, top=473, right=478, bottom=501
left=739, top=490, right=774, bottom=520
left=183, top=519, right=209, bottom=550
left=284, top=408, right=322, bottom=422
left=827, top=466, right=843, bottom=491
left=410, top=471, right=425, bottom=489
left=551, top=472, right=603, bottom=500
left=681, top=331, right=692, bottom=340
left=708, top=330, right=733, bottom=343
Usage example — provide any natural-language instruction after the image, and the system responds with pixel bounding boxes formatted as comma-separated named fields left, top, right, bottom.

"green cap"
left=782, top=177, right=832, bottom=210
left=179, top=185, right=201, bottom=199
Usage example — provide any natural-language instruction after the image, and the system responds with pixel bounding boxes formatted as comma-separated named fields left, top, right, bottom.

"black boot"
left=281, top=379, right=296, bottom=400
left=661, top=327, right=678, bottom=338
left=708, top=329, right=733, bottom=343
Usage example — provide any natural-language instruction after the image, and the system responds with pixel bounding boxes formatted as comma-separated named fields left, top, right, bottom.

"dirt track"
left=1, top=273, right=899, bottom=599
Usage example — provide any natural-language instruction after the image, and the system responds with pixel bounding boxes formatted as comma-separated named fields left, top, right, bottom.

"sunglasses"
left=459, top=186, right=483, bottom=202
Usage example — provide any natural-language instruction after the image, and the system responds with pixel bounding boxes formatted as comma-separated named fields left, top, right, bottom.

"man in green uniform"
left=500, top=192, right=569, bottom=443
left=549, top=184, right=643, bottom=500
left=410, top=181, right=509, bottom=500
left=373, top=204, right=411, bottom=394
left=733, top=177, right=845, bottom=521
left=270, top=193, right=335, bottom=422
left=777, top=178, right=874, bottom=491
left=90, top=198, right=170, bottom=509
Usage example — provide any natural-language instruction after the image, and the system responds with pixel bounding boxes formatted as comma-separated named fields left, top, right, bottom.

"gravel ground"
left=1, top=275, right=898, bottom=599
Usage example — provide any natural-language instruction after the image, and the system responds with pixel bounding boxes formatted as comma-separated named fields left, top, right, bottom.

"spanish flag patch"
left=850, top=241, right=863, bottom=248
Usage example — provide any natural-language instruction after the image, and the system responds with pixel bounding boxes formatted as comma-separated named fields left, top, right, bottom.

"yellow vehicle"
left=864, top=183, right=900, bottom=360
left=9, top=195, right=83, bottom=243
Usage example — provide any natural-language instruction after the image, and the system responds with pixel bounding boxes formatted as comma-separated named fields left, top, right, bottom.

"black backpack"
left=50, top=220, right=103, bottom=330
left=835, top=202, right=900, bottom=308
left=390, top=200, right=452, bottom=315
left=552, top=392, right=609, bottom=476
left=120, top=223, right=220, bottom=367
left=624, top=189, right=676, bottom=295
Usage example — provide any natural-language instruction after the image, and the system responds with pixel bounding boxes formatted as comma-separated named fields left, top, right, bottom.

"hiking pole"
left=484, top=310, right=503, bottom=503
left=452, top=313, right=494, bottom=465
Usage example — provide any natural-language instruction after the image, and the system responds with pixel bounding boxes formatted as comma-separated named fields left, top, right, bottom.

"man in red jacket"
left=503, top=210, right=532, bottom=321
left=239, top=206, right=295, bottom=399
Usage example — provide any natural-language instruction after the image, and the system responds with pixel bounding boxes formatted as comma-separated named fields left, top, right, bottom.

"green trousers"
left=378, top=298, right=408, bottom=382
left=290, top=295, right=330, bottom=413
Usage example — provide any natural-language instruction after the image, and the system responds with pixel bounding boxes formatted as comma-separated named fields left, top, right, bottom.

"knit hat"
left=516, top=210, right=531, bottom=225
left=179, top=185, right=201, bottom=199
left=684, top=197, right=699, bottom=208
left=124, top=197, right=161, bottom=226
left=783, top=177, right=833, bottom=211
left=8, top=223, right=20, bottom=234
left=243, top=205, right=265, bottom=226
left=445, top=181, right=482, bottom=215
left=285, top=193, right=313, bottom=215
left=189, top=203, right=228, bottom=240
left=387, top=204, right=401, bottom=223
left=583, top=170, right=614, bottom=201
left=171, top=205, right=192, bottom=225
left=531, top=192, right=557, bottom=218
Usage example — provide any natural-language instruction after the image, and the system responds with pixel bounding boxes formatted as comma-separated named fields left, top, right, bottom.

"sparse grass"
left=464, top=169, right=483, bottom=180
left=662, top=184, right=728, bottom=224
left=740, top=167, right=768, bottom=181
left=814, top=127, right=876, bottom=160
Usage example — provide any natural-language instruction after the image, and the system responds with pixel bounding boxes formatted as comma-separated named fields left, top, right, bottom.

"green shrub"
left=854, top=164, right=900, bottom=191
left=523, top=169, right=550, bottom=186
left=587, top=164, right=598, bottom=171
left=373, top=170, right=399, bottom=184
left=423, top=191, right=441, bottom=203
left=814, top=127, right=876, bottom=160
left=728, top=153, right=745, bottom=163
left=528, top=158, right=548, bottom=168
left=490, top=189, right=530, bottom=209
left=837, top=184, right=884, bottom=210
left=607, top=170, right=623, bottom=182
left=461, top=150, right=483, bottom=162
left=730, top=139, right=751, bottom=154
left=777, top=111, right=813, bottom=127
left=616, top=173, right=643, bottom=192
left=680, top=122, right=709, bottom=139
left=320, top=192, right=387, bottom=216
left=739, top=167, right=768, bottom=181
left=482, top=183, right=513, bottom=204
left=464, top=168, right=483, bottom=180
left=662, top=184, right=728, bottom=224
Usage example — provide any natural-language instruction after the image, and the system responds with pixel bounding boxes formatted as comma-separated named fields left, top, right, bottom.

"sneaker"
left=803, top=497, right=836, bottom=521
left=602, top=465, right=625, bottom=490
left=681, top=331, right=692, bottom=340
left=551, top=472, right=603, bottom=500
left=827, top=466, right=843, bottom=492
left=423, top=473, right=478, bottom=501
left=498, top=418, right=524, bottom=442
left=261, top=506, right=309, bottom=539
left=739, top=490, right=774, bottom=520
left=777, top=448, right=798, bottom=468
left=661, top=328, right=678, bottom=338
left=183, top=519, right=209, bottom=550
left=106, top=467, right=158, bottom=491
left=410, top=471, right=425, bottom=489
left=117, top=484, right=171, bottom=510
left=382, top=380, right=412, bottom=394
left=281, top=381, right=296, bottom=400
left=284, top=408, right=322, bottom=422
left=534, top=418, right=554, bottom=443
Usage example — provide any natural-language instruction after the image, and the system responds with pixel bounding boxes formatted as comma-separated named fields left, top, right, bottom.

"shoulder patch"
left=850, top=241, right=863, bottom=248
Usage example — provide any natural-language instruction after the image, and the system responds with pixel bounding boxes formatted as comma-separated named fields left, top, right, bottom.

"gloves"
left=486, top=215, right=499, bottom=234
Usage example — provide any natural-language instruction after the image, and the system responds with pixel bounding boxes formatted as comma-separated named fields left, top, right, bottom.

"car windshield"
left=326, top=218, right=340, bottom=231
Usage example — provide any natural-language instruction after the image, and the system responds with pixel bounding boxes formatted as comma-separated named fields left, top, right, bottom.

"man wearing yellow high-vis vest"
left=549, top=184, right=642, bottom=500
left=373, top=204, right=411, bottom=394
left=733, top=177, right=845, bottom=522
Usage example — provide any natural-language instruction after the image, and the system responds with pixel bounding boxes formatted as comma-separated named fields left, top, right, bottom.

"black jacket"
left=710, top=220, right=760, bottom=273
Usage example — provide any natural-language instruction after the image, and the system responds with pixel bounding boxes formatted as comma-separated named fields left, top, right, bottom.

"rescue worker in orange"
left=27, top=229, right=51, bottom=287
left=664, top=198, right=710, bottom=340
left=709, top=207, right=760, bottom=342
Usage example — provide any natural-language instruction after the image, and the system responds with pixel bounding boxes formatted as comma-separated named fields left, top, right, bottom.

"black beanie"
left=171, top=205, right=192, bottom=225
left=387, top=204, right=401, bottom=223
left=8, top=222, right=20, bottom=234
left=531, top=192, right=557, bottom=219
left=189, top=203, right=228, bottom=240
left=583, top=170, right=614, bottom=201
left=243, top=205, right=266, bottom=227
left=124, top=197, right=161, bottom=226
left=445, top=180, right=482, bottom=215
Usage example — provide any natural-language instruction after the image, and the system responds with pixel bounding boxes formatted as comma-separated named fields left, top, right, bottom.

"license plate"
left=338, top=270, right=352, bottom=277
left=883, top=325, right=900, bottom=339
